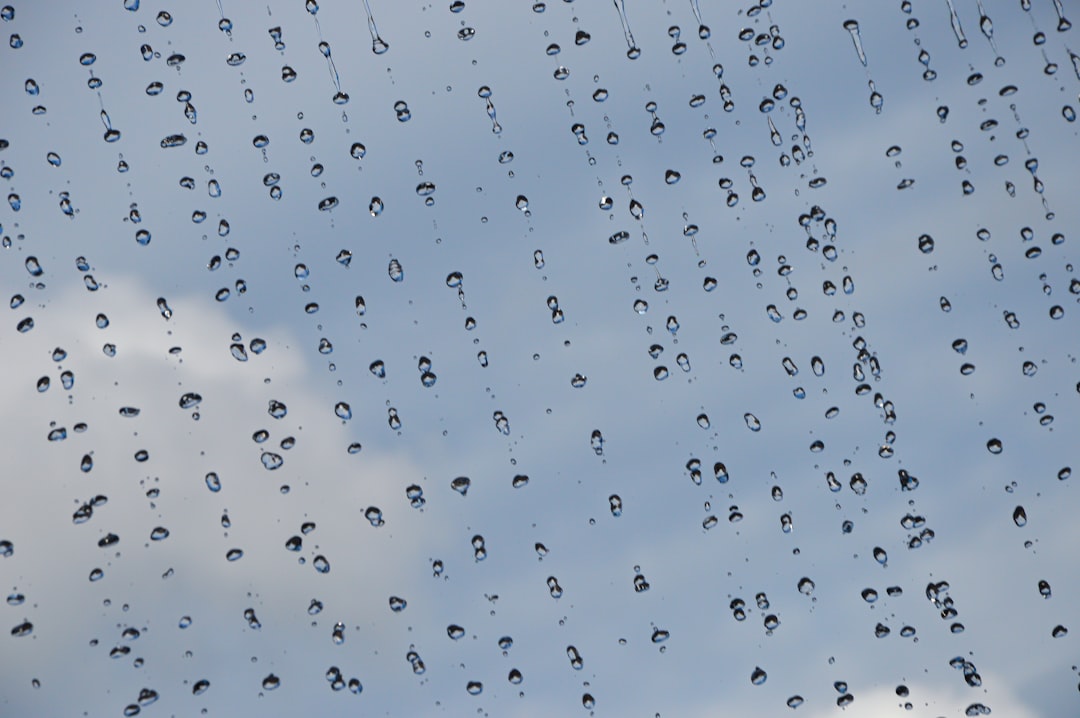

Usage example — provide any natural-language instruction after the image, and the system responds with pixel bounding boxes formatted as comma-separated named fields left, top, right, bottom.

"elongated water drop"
left=843, top=20, right=867, bottom=66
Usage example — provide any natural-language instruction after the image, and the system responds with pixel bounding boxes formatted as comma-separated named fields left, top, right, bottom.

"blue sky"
left=1, top=0, right=1078, bottom=715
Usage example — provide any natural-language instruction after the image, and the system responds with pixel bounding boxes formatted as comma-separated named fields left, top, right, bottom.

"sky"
left=1, top=0, right=1078, bottom=716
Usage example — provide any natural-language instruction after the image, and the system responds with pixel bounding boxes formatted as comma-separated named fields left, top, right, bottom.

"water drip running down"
left=363, top=0, right=389, bottom=54
left=613, top=0, right=640, bottom=59
left=973, top=0, right=1000, bottom=62
left=306, top=5, right=349, bottom=105
left=688, top=0, right=708, bottom=39
left=868, top=80, right=883, bottom=113
left=944, top=0, right=968, bottom=48
left=216, top=0, right=231, bottom=36
left=479, top=85, right=501, bottom=134
left=1050, top=0, right=1072, bottom=32
left=320, top=41, right=346, bottom=104
left=900, top=2, right=938, bottom=80
left=843, top=19, right=868, bottom=66
left=842, top=20, right=884, bottom=113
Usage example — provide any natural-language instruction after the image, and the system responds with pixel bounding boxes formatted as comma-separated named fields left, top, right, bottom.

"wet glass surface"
left=1, top=1, right=1078, bottom=715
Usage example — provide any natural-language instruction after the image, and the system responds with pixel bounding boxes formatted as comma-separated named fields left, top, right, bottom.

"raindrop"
left=473, top=531, right=490, bottom=561
left=608, top=494, right=622, bottom=516
left=365, top=507, right=385, bottom=527
left=1013, top=506, right=1027, bottom=527
left=388, top=258, right=403, bottom=282
left=261, top=452, right=283, bottom=470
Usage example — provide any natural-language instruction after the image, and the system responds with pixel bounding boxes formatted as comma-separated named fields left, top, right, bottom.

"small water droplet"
left=1013, top=506, right=1027, bottom=527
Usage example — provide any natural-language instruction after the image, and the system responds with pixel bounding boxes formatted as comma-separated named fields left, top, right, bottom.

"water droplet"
left=365, top=506, right=385, bottom=527
left=1013, top=506, right=1027, bottom=526
left=388, top=258, right=403, bottom=282
left=608, top=494, right=622, bottom=516
left=261, top=452, right=283, bottom=470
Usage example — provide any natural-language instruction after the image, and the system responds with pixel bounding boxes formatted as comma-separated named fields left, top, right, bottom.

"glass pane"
left=2, top=1, right=1077, bottom=715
